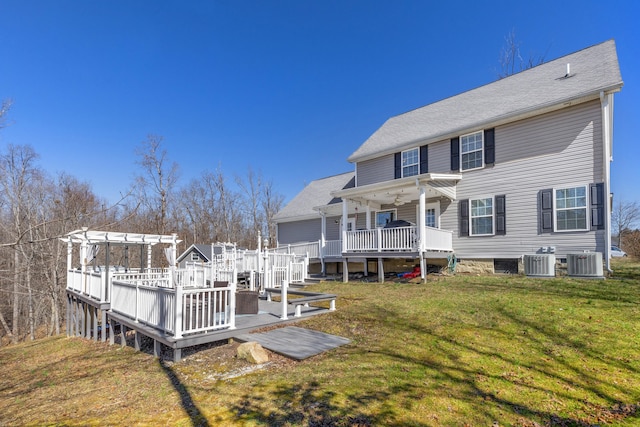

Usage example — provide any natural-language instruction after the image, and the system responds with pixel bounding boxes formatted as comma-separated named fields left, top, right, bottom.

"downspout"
left=600, top=91, right=614, bottom=273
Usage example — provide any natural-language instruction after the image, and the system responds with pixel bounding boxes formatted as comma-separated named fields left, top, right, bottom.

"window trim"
left=460, top=130, right=484, bottom=171
left=375, top=209, right=397, bottom=228
left=418, top=202, right=440, bottom=229
left=401, top=147, right=420, bottom=178
left=190, top=252, right=200, bottom=261
left=553, top=185, right=589, bottom=232
left=469, top=195, right=495, bottom=236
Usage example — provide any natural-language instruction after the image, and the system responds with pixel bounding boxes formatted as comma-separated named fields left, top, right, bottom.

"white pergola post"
left=320, top=212, right=327, bottom=275
left=147, top=245, right=152, bottom=271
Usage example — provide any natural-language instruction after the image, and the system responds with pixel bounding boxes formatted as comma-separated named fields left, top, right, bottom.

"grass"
left=1, top=259, right=639, bottom=426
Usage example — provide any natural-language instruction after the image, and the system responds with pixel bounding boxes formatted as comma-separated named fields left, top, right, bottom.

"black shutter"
left=495, top=195, right=506, bottom=235
left=540, top=189, right=553, bottom=233
left=590, top=182, right=604, bottom=230
left=394, top=152, right=401, bottom=179
left=450, top=137, right=460, bottom=171
left=484, top=128, right=495, bottom=165
left=459, top=199, right=469, bottom=237
left=420, top=145, right=428, bottom=174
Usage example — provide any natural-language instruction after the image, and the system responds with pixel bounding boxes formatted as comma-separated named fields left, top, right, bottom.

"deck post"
left=229, top=269, right=237, bottom=329
left=280, top=279, right=288, bottom=320
left=378, top=258, right=384, bottom=283
left=101, top=309, right=107, bottom=342
left=109, top=317, right=115, bottom=345
left=66, top=294, right=71, bottom=337
left=134, top=331, right=141, bottom=351
left=154, top=340, right=162, bottom=358
left=120, top=324, right=127, bottom=347
left=175, top=283, right=183, bottom=339
left=92, top=306, right=98, bottom=341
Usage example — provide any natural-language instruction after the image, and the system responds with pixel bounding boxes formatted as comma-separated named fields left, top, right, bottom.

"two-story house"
left=273, top=40, right=623, bottom=281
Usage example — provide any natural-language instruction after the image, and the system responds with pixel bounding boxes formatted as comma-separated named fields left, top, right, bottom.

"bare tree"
left=134, top=135, right=180, bottom=235
left=612, top=199, right=640, bottom=249
left=261, top=179, right=284, bottom=247
left=497, top=30, right=548, bottom=79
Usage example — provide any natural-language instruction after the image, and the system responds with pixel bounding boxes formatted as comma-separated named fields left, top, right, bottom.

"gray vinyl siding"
left=277, top=219, right=321, bottom=245
left=428, top=140, right=450, bottom=173
left=440, top=100, right=604, bottom=259
left=356, top=154, right=395, bottom=186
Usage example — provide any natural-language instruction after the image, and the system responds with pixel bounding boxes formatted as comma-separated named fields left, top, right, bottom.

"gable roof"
left=177, top=244, right=213, bottom=263
left=348, top=40, right=623, bottom=163
left=274, top=172, right=355, bottom=222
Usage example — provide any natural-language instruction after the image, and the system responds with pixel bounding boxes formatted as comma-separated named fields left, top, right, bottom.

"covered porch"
left=330, top=173, right=461, bottom=281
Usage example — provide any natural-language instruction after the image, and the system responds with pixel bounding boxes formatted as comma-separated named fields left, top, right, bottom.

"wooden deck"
left=106, top=296, right=335, bottom=361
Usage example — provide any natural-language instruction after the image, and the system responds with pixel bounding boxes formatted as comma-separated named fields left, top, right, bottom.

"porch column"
left=365, top=204, right=371, bottom=230
left=320, top=212, right=327, bottom=275
left=418, top=187, right=426, bottom=281
left=342, top=199, right=349, bottom=283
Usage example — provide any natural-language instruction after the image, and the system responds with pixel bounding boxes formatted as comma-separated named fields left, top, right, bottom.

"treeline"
left=0, top=120, right=284, bottom=344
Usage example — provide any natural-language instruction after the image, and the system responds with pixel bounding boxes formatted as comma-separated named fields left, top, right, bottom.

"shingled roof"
left=348, top=40, right=623, bottom=163
left=274, top=172, right=355, bottom=222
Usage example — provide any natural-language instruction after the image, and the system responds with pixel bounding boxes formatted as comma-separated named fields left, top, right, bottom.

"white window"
left=190, top=253, right=200, bottom=261
left=461, top=131, right=483, bottom=171
left=376, top=210, right=395, bottom=228
left=340, top=217, right=356, bottom=231
left=402, top=148, right=419, bottom=177
left=470, top=197, right=493, bottom=236
left=420, top=202, right=440, bottom=228
left=555, top=186, right=588, bottom=231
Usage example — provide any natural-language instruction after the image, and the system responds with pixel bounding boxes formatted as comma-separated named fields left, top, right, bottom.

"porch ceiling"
left=327, top=173, right=461, bottom=211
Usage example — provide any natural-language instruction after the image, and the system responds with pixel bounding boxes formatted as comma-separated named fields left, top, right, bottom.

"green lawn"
left=1, top=259, right=639, bottom=426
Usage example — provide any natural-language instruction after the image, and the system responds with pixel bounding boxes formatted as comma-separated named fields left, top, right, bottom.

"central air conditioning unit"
left=524, top=254, right=556, bottom=277
left=566, top=252, right=603, bottom=278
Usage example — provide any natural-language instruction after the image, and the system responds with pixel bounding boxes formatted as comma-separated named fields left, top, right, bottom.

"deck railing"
left=343, top=226, right=453, bottom=253
left=322, top=240, right=342, bottom=257
left=424, top=226, right=454, bottom=251
left=67, top=269, right=106, bottom=302
left=111, top=279, right=234, bottom=338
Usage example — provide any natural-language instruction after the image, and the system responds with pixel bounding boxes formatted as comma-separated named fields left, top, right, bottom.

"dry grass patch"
left=1, top=259, right=639, bottom=426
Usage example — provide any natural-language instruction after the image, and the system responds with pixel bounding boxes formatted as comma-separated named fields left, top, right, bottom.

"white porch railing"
left=424, top=226, right=454, bottom=251
left=343, top=226, right=453, bottom=253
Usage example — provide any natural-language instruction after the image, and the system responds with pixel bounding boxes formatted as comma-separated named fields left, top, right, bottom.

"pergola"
left=62, top=228, right=182, bottom=274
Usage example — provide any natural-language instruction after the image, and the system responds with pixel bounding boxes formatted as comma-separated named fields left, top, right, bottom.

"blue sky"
left=0, top=0, right=638, bottom=206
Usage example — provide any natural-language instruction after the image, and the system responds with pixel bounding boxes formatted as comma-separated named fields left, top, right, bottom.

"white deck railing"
left=67, top=270, right=106, bottom=302
left=343, top=226, right=453, bottom=253
left=322, top=240, right=342, bottom=257
left=110, top=279, right=234, bottom=338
